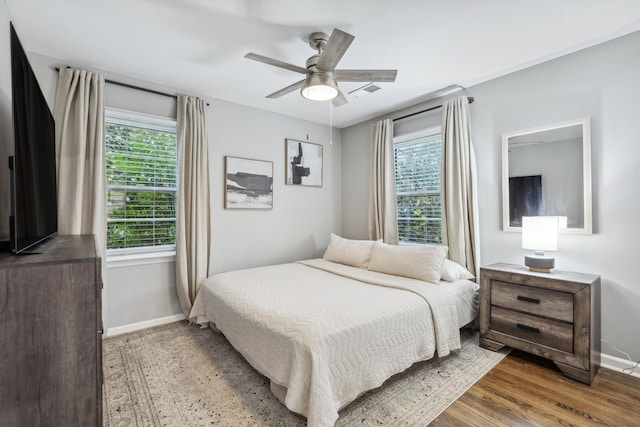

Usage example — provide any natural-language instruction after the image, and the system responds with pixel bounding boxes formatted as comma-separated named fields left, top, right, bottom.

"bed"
left=190, top=236, right=479, bottom=427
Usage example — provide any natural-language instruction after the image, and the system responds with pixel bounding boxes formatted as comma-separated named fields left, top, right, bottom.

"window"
left=394, top=129, right=443, bottom=245
left=105, top=108, right=177, bottom=254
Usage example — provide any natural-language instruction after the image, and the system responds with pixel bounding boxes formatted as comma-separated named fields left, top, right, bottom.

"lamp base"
left=524, top=253, right=554, bottom=273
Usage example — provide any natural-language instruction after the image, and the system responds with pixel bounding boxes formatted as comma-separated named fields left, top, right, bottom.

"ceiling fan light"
left=301, top=73, right=339, bottom=101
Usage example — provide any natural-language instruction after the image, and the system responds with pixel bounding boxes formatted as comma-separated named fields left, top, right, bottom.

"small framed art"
left=285, top=139, right=323, bottom=187
left=224, top=156, right=273, bottom=209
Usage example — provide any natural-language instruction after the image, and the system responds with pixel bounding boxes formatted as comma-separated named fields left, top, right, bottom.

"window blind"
left=105, top=113, right=177, bottom=252
left=394, top=133, right=443, bottom=245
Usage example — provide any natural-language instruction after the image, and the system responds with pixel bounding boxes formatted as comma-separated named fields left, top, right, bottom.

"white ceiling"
left=6, top=0, right=640, bottom=128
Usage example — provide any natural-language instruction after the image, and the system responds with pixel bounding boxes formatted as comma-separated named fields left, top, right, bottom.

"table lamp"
left=522, top=216, right=560, bottom=273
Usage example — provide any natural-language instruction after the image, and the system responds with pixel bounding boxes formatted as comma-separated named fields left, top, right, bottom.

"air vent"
left=349, top=83, right=381, bottom=98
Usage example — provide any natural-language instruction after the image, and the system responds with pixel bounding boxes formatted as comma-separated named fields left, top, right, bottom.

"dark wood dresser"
left=479, top=263, right=600, bottom=384
left=0, top=235, right=102, bottom=425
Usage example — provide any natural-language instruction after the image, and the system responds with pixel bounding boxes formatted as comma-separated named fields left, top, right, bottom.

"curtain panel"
left=368, top=119, right=399, bottom=244
left=175, top=96, right=211, bottom=318
left=53, top=67, right=106, bottom=273
left=441, top=96, right=480, bottom=277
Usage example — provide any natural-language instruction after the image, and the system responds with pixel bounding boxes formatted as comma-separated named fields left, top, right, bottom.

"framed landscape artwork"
left=285, top=139, right=323, bottom=187
left=224, top=156, right=273, bottom=209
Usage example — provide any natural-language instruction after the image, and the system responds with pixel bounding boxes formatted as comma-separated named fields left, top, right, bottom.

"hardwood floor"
left=430, top=350, right=640, bottom=426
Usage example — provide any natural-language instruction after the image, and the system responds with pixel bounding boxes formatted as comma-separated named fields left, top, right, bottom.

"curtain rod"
left=393, top=96, right=474, bottom=122
left=54, top=66, right=209, bottom=105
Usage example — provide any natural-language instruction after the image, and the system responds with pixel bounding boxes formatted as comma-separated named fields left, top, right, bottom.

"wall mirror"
left=502, top=117, right=592, bottom=234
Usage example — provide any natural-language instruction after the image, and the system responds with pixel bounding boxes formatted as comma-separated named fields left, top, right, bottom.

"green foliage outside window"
left=395, top=133, right=443, bottom=245
left=106, top=120, right=177, bottom=250
left=396, top=195, right=442, bottom=245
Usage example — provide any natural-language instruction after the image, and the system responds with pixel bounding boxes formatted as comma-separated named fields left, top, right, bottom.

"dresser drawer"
left=491, top=280, right=573, bottom=322
left=491, top=306, right=573, bottom=353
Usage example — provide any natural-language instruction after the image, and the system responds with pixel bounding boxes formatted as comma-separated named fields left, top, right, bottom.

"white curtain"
left=368, top=119, right=398, bottom=244
left=441, top=96, right=480, bottom=277
left=53, top=67, right=106, bottom=266
left=176, top=96, right=211, bottom=318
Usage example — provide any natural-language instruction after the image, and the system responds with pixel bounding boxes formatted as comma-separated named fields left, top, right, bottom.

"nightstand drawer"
left=491, top=306, right=573, bottom=353
left=491, top=280, right=573, bottom=322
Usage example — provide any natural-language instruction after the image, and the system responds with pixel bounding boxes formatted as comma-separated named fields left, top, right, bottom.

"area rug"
left=103, top=321, right=508, bottom=426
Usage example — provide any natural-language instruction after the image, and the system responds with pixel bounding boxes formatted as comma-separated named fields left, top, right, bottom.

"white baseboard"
left=106, top=313, right=186, bottom=337
left=601, top=353, right=640, bottom=378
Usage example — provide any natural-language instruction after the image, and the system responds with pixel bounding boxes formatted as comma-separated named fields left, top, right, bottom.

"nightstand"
left=479, top=263, right=600, bottom=384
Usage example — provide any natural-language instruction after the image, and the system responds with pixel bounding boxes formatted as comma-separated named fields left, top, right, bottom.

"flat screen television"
left=8, top=23, right=57, bottom=253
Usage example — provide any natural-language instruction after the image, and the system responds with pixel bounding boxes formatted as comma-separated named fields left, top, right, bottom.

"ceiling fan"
left=245, top=28, right=397, bottom=106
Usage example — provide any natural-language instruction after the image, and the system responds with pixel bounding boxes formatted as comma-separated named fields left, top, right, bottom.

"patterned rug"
left=103, top=321, right=508, bottom=426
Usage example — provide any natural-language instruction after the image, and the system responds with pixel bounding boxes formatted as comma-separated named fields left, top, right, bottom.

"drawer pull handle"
left=517, top=323, right=540, bottom=334
left=517, top=295, right=540, bottom=304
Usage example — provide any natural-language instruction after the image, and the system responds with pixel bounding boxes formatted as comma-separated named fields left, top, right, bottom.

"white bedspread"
left=190, top=258, right=477, bottom=427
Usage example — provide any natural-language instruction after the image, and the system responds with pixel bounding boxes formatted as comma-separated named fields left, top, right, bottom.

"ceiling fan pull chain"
left=306, top=98, right=310, bottom=140
left=329, top=101, right=333, bottom=147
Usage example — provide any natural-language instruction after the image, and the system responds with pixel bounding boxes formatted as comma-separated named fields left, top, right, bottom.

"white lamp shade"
left=522, top=216, right=559, bottom=251
left=301, top=73, right=339, bottom=101
left=557, top=216, right=568, bottom=229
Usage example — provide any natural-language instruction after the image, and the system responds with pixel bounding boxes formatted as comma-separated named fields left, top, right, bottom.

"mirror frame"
left=502, top=116, right=592, bottom=234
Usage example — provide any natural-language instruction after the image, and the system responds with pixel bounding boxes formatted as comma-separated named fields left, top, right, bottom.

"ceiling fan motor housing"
left=306, top=55, right=322, bottom=71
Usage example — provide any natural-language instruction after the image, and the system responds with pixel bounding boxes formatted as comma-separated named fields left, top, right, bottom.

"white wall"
left=208, top=99, right=342, bottom=274
left=342, top=30, right=640, bottom=362
left=107, top=257, right=180, bottom=328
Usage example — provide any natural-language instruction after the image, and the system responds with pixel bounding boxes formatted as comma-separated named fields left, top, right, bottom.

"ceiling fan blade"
left=316, top=29, right=354, bottom=72
left=332, top=91, right=348, bottom=107
left=266, top=79, right=305, bottom=99
left=245, top=52, right=308, bottom=74
left=334, top=69, right=398, bottom=82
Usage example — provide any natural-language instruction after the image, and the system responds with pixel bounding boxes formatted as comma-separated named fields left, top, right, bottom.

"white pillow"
left=322, top=233, right=377, bottom=269
left=441, top=259, right=475, bottom=282
left=368, top=242, right=448, bottom=283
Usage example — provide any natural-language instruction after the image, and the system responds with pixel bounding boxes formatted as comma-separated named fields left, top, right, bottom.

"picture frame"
left=285, top=139, right=323, bottom=187
left=224, top=156, right=273, bottom=209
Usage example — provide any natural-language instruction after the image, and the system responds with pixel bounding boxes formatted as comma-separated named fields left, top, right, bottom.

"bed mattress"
left=190, top=258, right=478, bottom=427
